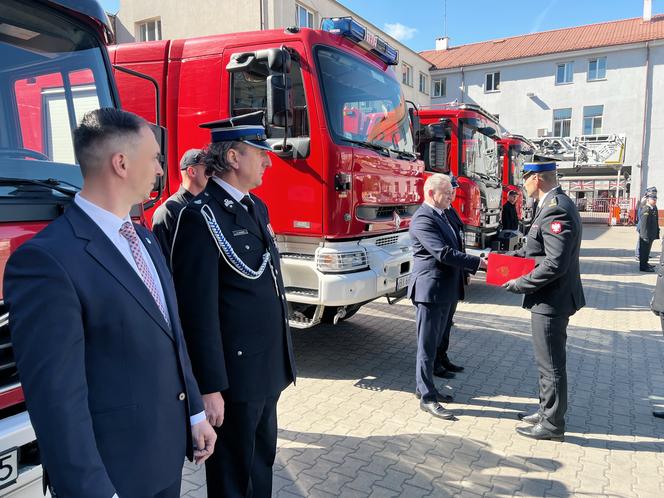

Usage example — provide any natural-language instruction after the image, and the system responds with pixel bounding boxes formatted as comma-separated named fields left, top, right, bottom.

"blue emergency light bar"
left=321, top=16, right=400, bottom=66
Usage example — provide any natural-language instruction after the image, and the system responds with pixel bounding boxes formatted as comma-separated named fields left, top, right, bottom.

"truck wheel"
left=321, top=305, right=361, bottom=324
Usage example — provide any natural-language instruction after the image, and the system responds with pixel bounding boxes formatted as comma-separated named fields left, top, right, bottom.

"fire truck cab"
left=110, top=17, right=423, bottom=328
left=498, top=134, right=535, bottom=232
left=416, top=103, right=515, bottom=255
left=0, top=0, right=120, bottom=495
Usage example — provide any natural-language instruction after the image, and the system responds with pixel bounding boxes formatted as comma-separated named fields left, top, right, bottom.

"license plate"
left=396, top=274, right=410, bottom=291
left=0, top=447, right=18, bottom=490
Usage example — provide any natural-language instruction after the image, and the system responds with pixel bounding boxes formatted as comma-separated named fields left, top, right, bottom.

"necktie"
left=119, top=221, right=169, bottom=324
left=439, top=210, right=458, bottom=246
left=241, top=195, right=259, bottom=226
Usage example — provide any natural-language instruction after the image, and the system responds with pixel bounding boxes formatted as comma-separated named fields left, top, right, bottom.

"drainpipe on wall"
left=259, top=0, right=264, bottom=29
left=639, top=41, right=651, bottom=196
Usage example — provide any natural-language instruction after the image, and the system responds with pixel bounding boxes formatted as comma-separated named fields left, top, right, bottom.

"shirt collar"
left=539, top=186, right=559, bottom=206
left=74, top=193, right=131, bottom=239
left=424, top=201, right=444, bottom=217
left=212, top=177, right=246, bottom=203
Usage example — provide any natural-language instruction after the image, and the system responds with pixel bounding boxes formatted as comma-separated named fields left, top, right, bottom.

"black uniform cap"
left=199, top=111, right=272, bottom=151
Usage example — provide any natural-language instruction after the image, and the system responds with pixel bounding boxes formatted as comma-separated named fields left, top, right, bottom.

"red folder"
left=486, top=253, right=536, bottom=286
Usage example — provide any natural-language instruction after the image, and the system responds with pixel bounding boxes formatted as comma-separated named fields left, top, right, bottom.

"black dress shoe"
left=415, top=391, right=453, bottom=403
left=516, top=412, right=541, bottom=425
left=433, top=366, right=455, bottom=379
left=515, top=423, right=564, bottom=441
left=420, top=400, right=455, bottom=420
left=442, top=359, right=464, bottom=373
left=640, top=266, right=656, bottom=272
left=654, top=411, right=664, bottom=419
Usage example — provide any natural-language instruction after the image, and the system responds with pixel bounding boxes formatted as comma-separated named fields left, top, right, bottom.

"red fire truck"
left=415, top=103, right=515, bottom=255
left=498, top=134, right=535, bottom=231
left=0, top=0, right=128, bottom=494
left=109, top=17, right=423, bottom=327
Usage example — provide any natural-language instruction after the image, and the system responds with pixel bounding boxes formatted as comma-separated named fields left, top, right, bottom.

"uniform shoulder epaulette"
left=190, top=192, right=211, bottom=210
left=548, top=196, right=558, bottom=207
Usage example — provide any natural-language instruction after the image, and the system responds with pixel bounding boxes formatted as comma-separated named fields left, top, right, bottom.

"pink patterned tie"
left=119, top=221, right=169, bottom=324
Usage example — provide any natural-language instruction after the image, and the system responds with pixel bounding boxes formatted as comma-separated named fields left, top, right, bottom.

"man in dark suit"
left=152, top=148, right=208, bottom=266
left=638, top=192, right=659, bottom=272
left=434, top=176, right=468, bottom=378
left=504, top=160, right=585, bottom=441
left=171, top=111, right=296, bottom=497
left=408, top=174, right=486, bottom=420
left=4, top=108, right=216, bottom=497
left=502, top=190, right=520, bottom=231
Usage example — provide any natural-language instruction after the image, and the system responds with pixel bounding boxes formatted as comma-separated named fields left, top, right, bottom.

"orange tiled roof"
left=421, top=15, right=664, bottom=70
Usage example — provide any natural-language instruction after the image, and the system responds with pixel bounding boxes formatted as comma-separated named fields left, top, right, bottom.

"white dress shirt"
left=74, top=195, right=206, bottom=430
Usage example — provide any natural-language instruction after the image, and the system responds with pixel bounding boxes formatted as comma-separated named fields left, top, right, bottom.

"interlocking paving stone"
left=181, top=226, right=664, bottom=497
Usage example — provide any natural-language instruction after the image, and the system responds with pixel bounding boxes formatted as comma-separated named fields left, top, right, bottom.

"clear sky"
left=100, top=0, right=664, bottom=52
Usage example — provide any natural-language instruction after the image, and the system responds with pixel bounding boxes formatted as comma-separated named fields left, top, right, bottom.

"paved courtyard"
left=181, top=225, right=664, bottom=498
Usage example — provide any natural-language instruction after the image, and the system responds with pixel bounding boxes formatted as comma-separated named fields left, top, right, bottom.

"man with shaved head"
left=408, top=174, right=487, bottom=420
left=4, top=108, right=216, bottom=497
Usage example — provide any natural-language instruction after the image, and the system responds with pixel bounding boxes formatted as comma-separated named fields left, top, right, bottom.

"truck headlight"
left=316, top=249, right=369, bottom=272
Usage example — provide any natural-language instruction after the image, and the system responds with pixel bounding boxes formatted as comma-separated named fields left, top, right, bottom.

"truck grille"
left=376, top=235, right=399, bottom=247
left=356, top=204, right=419, bottom=222
left=0, top=301, right=19, bottom=389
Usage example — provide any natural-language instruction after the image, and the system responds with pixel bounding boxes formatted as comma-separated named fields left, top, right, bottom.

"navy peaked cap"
left=199, top=111, right=272, bottom=151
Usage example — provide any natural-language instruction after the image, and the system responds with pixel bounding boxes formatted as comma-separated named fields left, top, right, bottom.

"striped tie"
left=119, top=221, right=169, bottom=324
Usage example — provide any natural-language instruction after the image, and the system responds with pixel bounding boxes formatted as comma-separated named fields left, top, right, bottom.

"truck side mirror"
left=143, top=123, right=167, bottom=210
left=478, top=126, right=497, bottom=137
left=267, top=73, right=293, bottom=128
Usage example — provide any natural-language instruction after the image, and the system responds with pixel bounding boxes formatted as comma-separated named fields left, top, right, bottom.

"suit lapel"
left=425, top=204, right=459, bottom=249
left=207, top=181, right=264, bottom=239
left=66, top=205, right=175, bottom=341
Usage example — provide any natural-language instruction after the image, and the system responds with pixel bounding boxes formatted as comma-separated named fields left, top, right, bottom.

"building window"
left=588, top=57, right=606, bottom=81
left=419, top=72, right=428, bottom=94
left=402, top=63, right=413, bottom=86
left=485, top=71, right=500, bottom=92
left=555, top=61, right=574, bottom=84
left=296, top=4, right=314, bottom=28
left=137, top=18, right=161, bottom=42
left=432, top=78, right=446, bottom=97
left=553, top=108, right=572, bottom=137
left=583, top=105, right=603, bottom=135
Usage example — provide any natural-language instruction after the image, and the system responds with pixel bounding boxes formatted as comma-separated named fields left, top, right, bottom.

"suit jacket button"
left=245, top=245, right=250, bottom=250
left=178, top=392, right=186, bottom=401
left=237, top=350, right=243, bottom=356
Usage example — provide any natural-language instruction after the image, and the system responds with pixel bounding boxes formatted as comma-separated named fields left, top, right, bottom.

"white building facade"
left=112, top=0, right=432, bottom=107
left=423, top=16, right=664, bottom=200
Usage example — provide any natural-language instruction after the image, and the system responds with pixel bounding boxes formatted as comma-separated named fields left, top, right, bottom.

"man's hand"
left=478, top=257, right=488, bottom=270
left=203, top=392, right=225, bottom=427
left=502, top=279, right=520, bottom=293
left=465, top=274, right=472, bottom=286
left=191, top=419, right=217, bottom=465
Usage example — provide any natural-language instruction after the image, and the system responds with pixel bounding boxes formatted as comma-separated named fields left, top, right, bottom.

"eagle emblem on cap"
left=224, top=199, right=234, bottom=208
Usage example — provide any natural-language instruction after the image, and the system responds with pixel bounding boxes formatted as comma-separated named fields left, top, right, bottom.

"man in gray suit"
left=408, top=174, right=486, bottom=420
left=504, top=160, right=585, bottom=441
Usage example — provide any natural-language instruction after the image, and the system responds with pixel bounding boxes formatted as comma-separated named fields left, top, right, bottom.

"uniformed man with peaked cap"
left=171, top=111, right=296, bottom=497
left=503, top=160, right=585, bottom=441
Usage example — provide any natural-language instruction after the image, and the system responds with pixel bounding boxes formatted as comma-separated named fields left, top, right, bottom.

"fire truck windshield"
left=316, top=46, right=414, bottom=155
left=511, top=146, right=528, bottom=185
left=0, top=0, right=114, bottom=196
left=461, top=125, right=499, bottom=183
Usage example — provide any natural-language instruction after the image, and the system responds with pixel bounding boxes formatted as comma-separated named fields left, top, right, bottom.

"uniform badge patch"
left=551, top=221, right=562, bottom=234
left=224, top=199, right=234, bottom=208
left=232, top=229, right=248, bottom=236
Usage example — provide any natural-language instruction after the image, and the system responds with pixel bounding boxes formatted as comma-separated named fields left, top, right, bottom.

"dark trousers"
left=640, top=238, right=654, bottom=269
left=531, top=312, right=569, bottom=432
left=415, top=302, right=452, bottom=402
left=205, top=395, right=280, bottom=498
left=435, top=301, right=457, bottom=367
left=154, top=479, right=182, bottom=498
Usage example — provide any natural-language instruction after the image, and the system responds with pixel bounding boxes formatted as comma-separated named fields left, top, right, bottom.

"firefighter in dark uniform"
left=638, top=192, right=659, bottom=272
left=171, top=111, right=296, bottom=497
left=503, top=160, right=585, bottom=441
left=151, top=148, right=207, bottom=266
left=501, top=190, right=520, bottom=231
